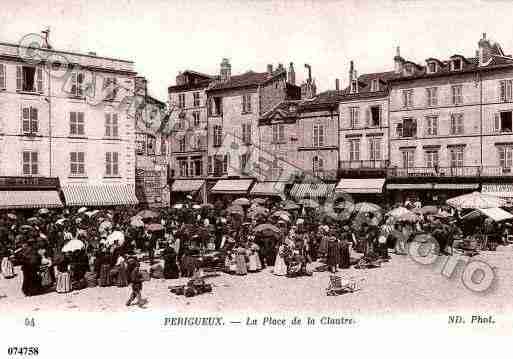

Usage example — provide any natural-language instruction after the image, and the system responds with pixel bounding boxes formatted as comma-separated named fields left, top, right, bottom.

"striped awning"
left=250, top=182, right=285, bottom=197
left=290, top=183, right=336, bottom=200
left=434, top=183, right=479, bottom=190
left=387, top=183, right=434, bottom=190
left=62, top=184, right=138, bottom=207
left=210, top=179, right=254, bottom=194
left=335, top=178, right=385, bottom=194
left=0, top=190, right=63, bottom=209
left=171, top=179, right=205, bottom=193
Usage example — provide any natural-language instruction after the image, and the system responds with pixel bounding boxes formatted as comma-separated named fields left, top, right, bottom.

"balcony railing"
left=387, top=166, right=481, bottom=178
left=340, top=160, right=390, bottom=169
left=0, top=176, right=60, bottom=189
left=481, top=166, right=513, bottom=177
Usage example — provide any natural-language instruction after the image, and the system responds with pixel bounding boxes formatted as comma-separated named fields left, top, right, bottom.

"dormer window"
left=452, top=58, right=462, bottom=71
left=427, top=62, right=437, bottom=74
left=370, top=79, right=379, bottom=92
left=404, top=64, right=415, bottom=76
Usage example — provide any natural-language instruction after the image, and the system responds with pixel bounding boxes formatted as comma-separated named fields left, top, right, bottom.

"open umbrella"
left=99, top=220, right=112, bottom=233
left=282, top=200, right=299, bottom=211
left=387, top=207, right=412, bottom=218
left=55, top=218, right=67, bottom=225
left=272, top=210, right=290, bottom=218
left=354, top=202, right=382, bottom=213
left=19, top=225, right=33, bottom=232
left=38, top=208, right=49, bottom=215
left=253, top=223, right=281, bottom=237
left=136, top=209, right=159, bottom=219
left=77, top=207, right=88, bottom=214
left=27, top=217, right=40, bottom=225
left=85, top=210, right=100, bottom=218
left=103, top=231, right=125, bottom=246
left=62, top=239, right=85, bottom=252
left=226, top=205, right=244, bottom=216
left=251, top=198, right=266, bottom=205
left=447, top=192, right=506, bottom=209
left=192, top=204, right=201, bottom=210
left=299, top=199, right=320, bottom=209
left=130, top=216, right=144, bottom=228
left=248, top=206, right=269, bottom=218
left=7, top=213, right=17, bottom=220
left=145, top=223, right=164, bottom=232
left=412, top=205, right=439, bottom=215
left=173, top=203, right=184, bottom=209
left=233, top=197, right=250, bottom=206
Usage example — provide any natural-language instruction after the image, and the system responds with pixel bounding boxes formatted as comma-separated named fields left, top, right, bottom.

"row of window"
left=177, top=92, right=201, bottom=109
left=176, top=111, right=201, bottom=130
left=399, top=146, right=469, bottom=169
left=402, top=85, right=463, bottom=108
left=17, top=106, right=119, bottom=137
left=135, top=133, right=167, bottom=156
left=347, top=138, right=382, bottom=162
left=206, top=94, right=253, bottom=116
left=0, top=63, right=118, bottom=100
left=395, top=113, right=465, bottom=138
left=348, top=105, right=382, bottom=128
left=21, top=151, right=120, bottom=177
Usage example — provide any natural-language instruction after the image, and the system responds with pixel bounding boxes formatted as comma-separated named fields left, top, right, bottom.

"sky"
left=1, top=0, right=513, bottom=102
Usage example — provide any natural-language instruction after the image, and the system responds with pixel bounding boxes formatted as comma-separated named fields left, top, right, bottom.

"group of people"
left=1, top=196, right=511, bottom=304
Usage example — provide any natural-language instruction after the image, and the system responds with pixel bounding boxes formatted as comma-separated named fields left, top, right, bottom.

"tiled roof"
left=207, top=71, right=279, bottom=91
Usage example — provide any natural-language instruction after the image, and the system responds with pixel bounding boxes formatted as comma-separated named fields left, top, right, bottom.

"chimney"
left=267, top=64, right=273, bottom=75
left=288, top=62, right=295, bottom=85
left=277, top=63, right=285, bottom=72
left=134, top=76, right=148, bottom=97
left=305, top=64, right=312, bottom=82
left=348, top=60, right=354, bottom=86
left=394, top=46, right=404, bottom=74
left=478, top=32, right=492, bottom=66
left=41, top=27, right=52, bottom=49
left=176, top=71, right=186, bottom=86
left=335, top=78, right=340, bottom=91
left=220, top=58, right=231, bottom=82
left=300, top=65, right=316, bottom=99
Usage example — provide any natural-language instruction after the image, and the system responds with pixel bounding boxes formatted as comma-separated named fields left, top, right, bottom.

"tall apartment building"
left=134, top=76, right=169, bottom=207
left=167, top=70, right=214, bottom=203
left=0, top=37, right=138, bottom=208
left=387, top=34, right=513, bottom=203
left=205, top=59, right=301, bottom=202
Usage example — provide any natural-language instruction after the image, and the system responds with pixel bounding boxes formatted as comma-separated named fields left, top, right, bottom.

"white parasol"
left=62, top=239, right=85, bottom=252
left=102, top=230, right=125, bottom=246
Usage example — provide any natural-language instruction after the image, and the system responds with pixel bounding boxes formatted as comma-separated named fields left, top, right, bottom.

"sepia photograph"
left=0, top=0, right=512, bottom=357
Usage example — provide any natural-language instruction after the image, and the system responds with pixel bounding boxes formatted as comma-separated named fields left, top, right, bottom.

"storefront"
left=249, top=181, right=286, bottom=200
left=61, top=184, right=138, bottom=207
left=170, top=179, right=206, bottom=204
left=209, top=178, right=254, bottom=204
left=0, top=177, right=63, bottom=210
left=335, top=178, right=386, bottom=204
left=289, top=183, right=336, bottom=203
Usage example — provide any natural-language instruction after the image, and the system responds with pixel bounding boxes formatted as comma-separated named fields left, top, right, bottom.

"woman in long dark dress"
left=162, top=246, right=179, bottom=279
left=326, top=235, right=341, bottom=273
left=21, top=249, right=42, bottom=296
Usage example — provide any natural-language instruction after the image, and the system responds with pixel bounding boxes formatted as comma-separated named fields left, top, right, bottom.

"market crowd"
left=1, top=192, right=512, bottom=302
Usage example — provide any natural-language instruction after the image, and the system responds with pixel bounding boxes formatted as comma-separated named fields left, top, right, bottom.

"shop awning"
left=386, top=183, right=434, bottom=190
left=482, top=183, right=513, bottom=198
left=290, top=183, right=336, bottom=200
left=171, top=179, right=205, bottom=193
left=210, top=179, right=254, bottom=194
left=463, top=207, right=513, bottom=222
left=0, top=190, right=63, bottom=209
left=433, top=183, right=479, bottom=190
left=62, top=184, right=138, bottom=206
left=335, top=178, right=385, bottom=194
left=250, top=182, right=285, bottom=197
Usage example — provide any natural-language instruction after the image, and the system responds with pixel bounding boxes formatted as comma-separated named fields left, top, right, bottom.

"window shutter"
left=500, top=81, right=505, bottom=102
left=0, top=64, right=5, bottom=89
left=21, top=106, right=29, bottom=133
left=319, top=125, right=324, bottom=147
left=279, top=124, right=284, bottom=143
left=494, top=113, right=500, bottom=133
left=396, top=123, right=403, bottom=137
left=105, top=113, right=111, bottom=137
left=365, top=108, right=370, bottom=127
left=36, top=66, right=43, bottom=93
left=16, top=66, right=22, bottom=91
left=112, top=114, right=119, bottom=137
left=78, top=112, right=84, bottom=135
left=30, top=107, right=38, bottom=133
left=71, top=72, right=77, bottom=96
left=77, top=73, right=84, bottom=96
left=242, top=95, right=245, bottom=113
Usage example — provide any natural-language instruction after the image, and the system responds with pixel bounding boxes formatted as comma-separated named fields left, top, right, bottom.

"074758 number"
left=7, top=347, right=39, bottom=356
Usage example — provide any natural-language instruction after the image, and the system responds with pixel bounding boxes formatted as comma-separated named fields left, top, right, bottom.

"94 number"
left=7, top=347, right=39, bottom=356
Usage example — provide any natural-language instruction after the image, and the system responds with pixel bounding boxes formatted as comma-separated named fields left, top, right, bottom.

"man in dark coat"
left=162, top=246, right=179, bottom=279
left=326, top=233, right=341, bottom=273
left=21, top=244, right=42, bottom=296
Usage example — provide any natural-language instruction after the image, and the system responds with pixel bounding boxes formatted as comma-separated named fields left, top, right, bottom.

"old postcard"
left=0, top=0, right=512, bottom=358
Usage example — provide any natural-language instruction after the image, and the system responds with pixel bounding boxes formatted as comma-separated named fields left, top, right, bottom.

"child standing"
left=126, top=262, right=144, bottom=307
